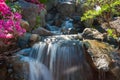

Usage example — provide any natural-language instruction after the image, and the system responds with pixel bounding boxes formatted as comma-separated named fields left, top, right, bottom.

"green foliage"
left=107, top=29, right=117, bottom=39
left=32, top=16, right=41, bottom=30
left=81, top=0, right=120, bottom=38
left=36, top=16, right=41, bottom=27
left=6, top=0, right=22, bottom=13
left=81, top=0, right=120, bottom=21
left=10, top=3, right=22, bottom=13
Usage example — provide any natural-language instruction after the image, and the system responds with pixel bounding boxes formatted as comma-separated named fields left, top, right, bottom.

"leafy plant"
left=81, top=0, right=120, bottom=38
left=10, top=3, right=22, bottom=13
left=81, top=0, right=120, bottom=21
left=107, top=29, right=117, bottom=39
left=32, top=15, right=41, bottom=30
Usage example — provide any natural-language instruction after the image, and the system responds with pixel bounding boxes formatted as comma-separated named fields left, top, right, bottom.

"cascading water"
left=20, top=55, right=53, bottom=80
left=18, top=35, right=118, bottom=80
left=20, top=35, right=96, bottom=80
left=29, top=61, right=53, bottom=80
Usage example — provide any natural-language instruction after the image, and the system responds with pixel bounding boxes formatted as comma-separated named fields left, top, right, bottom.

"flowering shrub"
left=0, top=0, right=26, bottom=39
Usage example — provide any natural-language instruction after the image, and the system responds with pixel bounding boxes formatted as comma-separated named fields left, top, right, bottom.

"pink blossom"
left=0, top=2, right=10, bottom=15
left=0, top=0, right=26, bottom=39
left=0, top=0, right=5, bottom=2
left=5, top=33, right=13, bottom=38
left=14, top=12, right=22, bottom=20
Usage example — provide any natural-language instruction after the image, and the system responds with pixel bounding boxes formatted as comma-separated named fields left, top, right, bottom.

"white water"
left=29, top=61, right=53, bottom=80
left=21, top=54, right=53, bottom=80
left=27, top=35, right=94, bottom=80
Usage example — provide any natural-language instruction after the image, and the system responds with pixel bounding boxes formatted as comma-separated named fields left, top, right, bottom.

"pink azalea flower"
left=0, top=0, right=26, bottom=39
left=5, top=33, right=13, bottom=39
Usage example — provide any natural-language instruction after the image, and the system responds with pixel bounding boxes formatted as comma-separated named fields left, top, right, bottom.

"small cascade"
left=29, top=61, right=53, bottom=80
left=21, top=56, right=53, bottom=80
left=61, top=18, right=74, bottom=34
left=46, top=17, right=74, bottom=34
left=27, top=35, right=94, bottom=80
left=46, top=24, right=61, bottom=34
left=18, top=35, right=119, bottom=80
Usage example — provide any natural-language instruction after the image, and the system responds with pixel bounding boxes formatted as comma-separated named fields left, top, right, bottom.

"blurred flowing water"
left=19, top=35, right=119, bottom=80
left=29, top=36, right=94, bottom=80
left=20, top=35, right=96, bottom=80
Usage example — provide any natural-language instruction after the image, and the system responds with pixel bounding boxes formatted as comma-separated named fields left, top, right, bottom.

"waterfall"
left=29, top=61, right=53, bottom=80
left=16, top=34, right=120, bottom=80
left=18, top=35, right=118, bottom=80
left=26, top=35, right=94, bottom=80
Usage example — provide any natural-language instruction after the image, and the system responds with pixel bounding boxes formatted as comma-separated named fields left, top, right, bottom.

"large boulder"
left=83, top=40, right=114, bottom=70
left=15, top=0, right=40, bottom=30
left=82, top=28, right=118, bottom=46
left=29, top=34, right=39, bottom=46
left=82, top=28, right=104, bottom=40
left=84, top=40, right=120, bottom=80
left=57, top=2, right=75, bottom=18
left=101, top=17, right=120, bottom=36
left=83, top=40, right=118, bottom=80
left=7, top=56, right=29, bottom=80
left=32, top=27, right=54, bottom=36
left=18, top=33, right=31, bottom=48
left=110, top=50, right=120, bottom=79
left=20, top=19, right=30, bottom=32
left=18, top=33, right=40, bottom=48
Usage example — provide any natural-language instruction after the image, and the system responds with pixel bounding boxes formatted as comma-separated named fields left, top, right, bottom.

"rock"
left=76, top=3, right=83, bottom=16
left=16, top=48, right=32, bottom=56
left=83, top=40, right=114, bottom=71
left=32, top=27, right=54, bottom=36
left=18, top=33, right=31, bottom=48
left=101, top=17, right=120, bottom=36
left=0, top=41, right=5, bottom=47
left=40, top=8, right=47, bottom=27
left=20, top=19, right=30, bottom=32
left=46, top=24, right=60, bottom=31
left=83, top=19, right=94, bottom=28
left=54, top=18, right=62, bottom=27
left=83, top=40, right=120, bottom=80
left=82, top=28, right=104, bottom=41
left=46, top=0, right=57, bottom=11
left=82, top=28, right=118, bottom=46
left=111, top=66, right=120, bottom=79
left=0, top=63, right=7, bottom=80
left=29, top=34, right=39, bottom=46
left=30, top=34, right=39, bottom=42
left=57, top=2, right=75, bottom=18
left=7, top=56, right=29, bottom=80
left=18, top=33, right=41, bottom=48
left=73, top=23, right=85, bottom=33
left=46, top=13, right=55, bottom=22
left=15, top=0, right=39, bottom=30
left=69, top=28, right=78, bottom=34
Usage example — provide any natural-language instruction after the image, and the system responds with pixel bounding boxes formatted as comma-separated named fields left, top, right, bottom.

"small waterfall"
left=29, top=61, right=53, bottom=80
left=18, top=35, right=119, bottom=80
left=21, top=56, right=53, bottom=80
left=27, top=35, right=94, bottom=80
left=61, top=18, right=74, bottom=34
left=46, top=24, right=62, bottom=34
